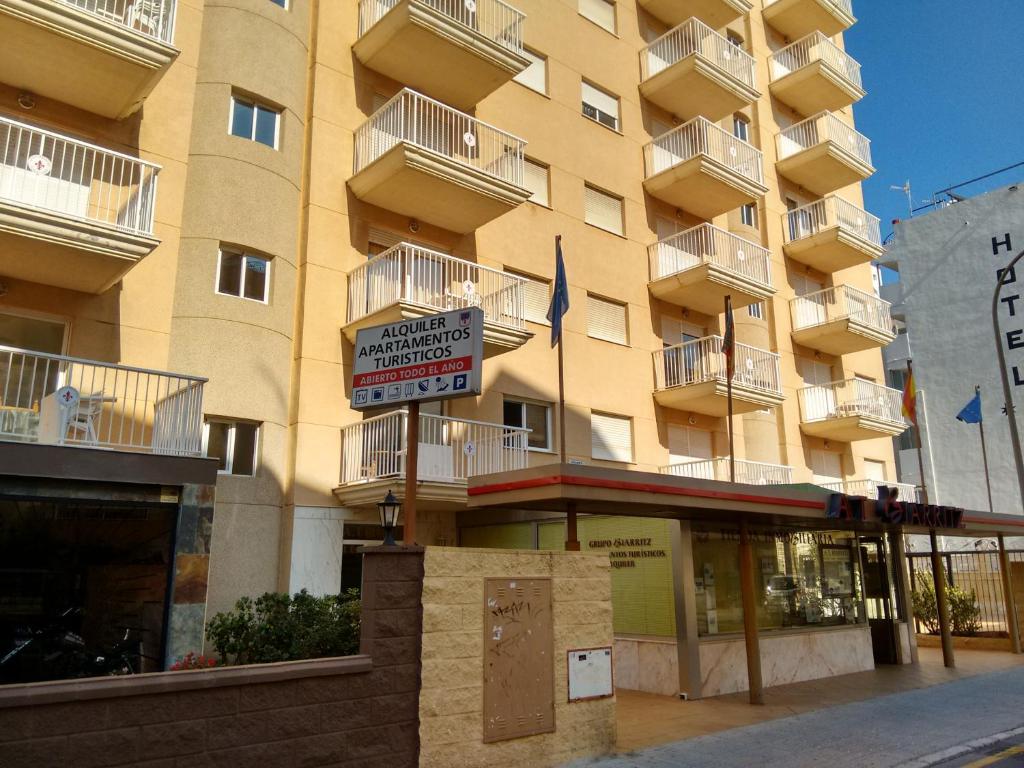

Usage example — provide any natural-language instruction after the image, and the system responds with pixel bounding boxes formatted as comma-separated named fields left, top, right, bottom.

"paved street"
left=570, top=666, right=1024, bottom=768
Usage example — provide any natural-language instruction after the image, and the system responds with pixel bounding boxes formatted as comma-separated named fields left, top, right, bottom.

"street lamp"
left=377, top=490, right=401, bottom=546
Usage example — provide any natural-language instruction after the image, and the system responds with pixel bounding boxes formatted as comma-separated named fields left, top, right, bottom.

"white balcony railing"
left=777, top=111, right=872, bottom=166
left=641, top=17, right=756, bottom=88
left=649, top=223, right=772, bottom=288
left=353, top=89, right=526, bottom=187
left=790, top=284, right=893, bottom=334
left=654, top=336, right=782, bottom=395
left=798, top=378, right=905, bottom=426
left=770, top=32, right=863, bottom=89
left=347, top=243, right=527, bottom=331
left=0, top=346, right=205, bottom=456
left=59, top=0, right=177, bottom=44
left=0, top=115, right=160, bottom=237
left=340, top=410, right=529, bottom=486
left=357, top=0, right=525, bottom=55
left=661, top=458, right=793, bottom=485
left=764, top=0, right=853, bottom=15
left=784, top=196, right=881, bottom=247
left=819, top=479, right=921, bottom=504
left=644, top=117, right=764, bottom=183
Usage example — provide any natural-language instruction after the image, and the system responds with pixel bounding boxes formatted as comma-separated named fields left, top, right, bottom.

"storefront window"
left=692, top=527, right=865, bottom=636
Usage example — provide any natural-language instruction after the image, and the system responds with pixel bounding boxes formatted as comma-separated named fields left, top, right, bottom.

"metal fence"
left=783, top=195, right=881, bottom=247
left=660, top=458, right=793, bottom=485
left=790, top=284, right=893, bottom=335
left=798, top=377, right=905, bottom=426
left=640, top=17, right=756, bottom=88
left=648, top=223, right=772, bottom=288
left=770, top=31, right=863, bottom=89
left=644, top=116, right=764, bottom=184
left=653, top=335, right=782, bottom=396
left=60, top=0, right=177, bottom=44
left=357, top=0, right=525, bottom=55
left=819, top=479, right=921, bottom=504
left=777, top=110, right=872, bottom=166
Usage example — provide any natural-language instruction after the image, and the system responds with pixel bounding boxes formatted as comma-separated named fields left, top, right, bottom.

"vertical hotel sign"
left=350, top=308, right=484, bottom=409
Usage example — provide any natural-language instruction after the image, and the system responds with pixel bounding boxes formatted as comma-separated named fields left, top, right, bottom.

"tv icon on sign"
left=354, top=390, right=368, bottom=406
left=371, top=387, right=385, bottom=403
left=453, top=374, right=468, bottom=391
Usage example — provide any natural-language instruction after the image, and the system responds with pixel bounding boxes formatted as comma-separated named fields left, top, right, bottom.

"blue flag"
left=957, top=390, right=982, bottom=424
left=547, top=237, right=569, bottom=347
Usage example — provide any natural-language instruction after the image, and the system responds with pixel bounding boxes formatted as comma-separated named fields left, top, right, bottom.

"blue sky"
left=844, top=1, right=1024, bottom=244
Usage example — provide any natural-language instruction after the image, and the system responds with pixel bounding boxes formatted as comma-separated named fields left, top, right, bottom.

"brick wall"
left=0, top=546, right=423, bottom=768
left=419, top=546, right=616, bottom=768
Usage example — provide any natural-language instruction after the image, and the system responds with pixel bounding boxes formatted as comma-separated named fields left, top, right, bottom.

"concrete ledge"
left=916, top=634, right=1012, bottom=652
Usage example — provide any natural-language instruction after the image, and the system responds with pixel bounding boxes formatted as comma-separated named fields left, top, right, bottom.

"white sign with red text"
left=350, top=308, right=484, bottom=410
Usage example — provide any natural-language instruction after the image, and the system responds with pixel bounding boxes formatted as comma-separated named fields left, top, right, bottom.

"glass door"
left=859, top=536, right=898, bottom=664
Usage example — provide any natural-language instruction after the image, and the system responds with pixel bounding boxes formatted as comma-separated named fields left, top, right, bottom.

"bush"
left=911, top=575, right=982, bottom=636
left=206, top=589, right=361, bottom=665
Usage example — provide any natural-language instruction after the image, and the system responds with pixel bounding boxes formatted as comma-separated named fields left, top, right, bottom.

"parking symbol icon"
left=453, top=374, right=468, bottom=391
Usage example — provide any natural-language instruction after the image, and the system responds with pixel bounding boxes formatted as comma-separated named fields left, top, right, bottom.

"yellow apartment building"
left=0, top=0, right=905, bottom=684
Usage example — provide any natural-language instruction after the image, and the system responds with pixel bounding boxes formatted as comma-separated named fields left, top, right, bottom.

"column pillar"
left=893, top=532, right=918, bottom=664
left=739, top=520, right=763, bottom=705
left=929, top=530, right=955, bottom=668
left=999, top=534, right=1022, bottom=654
left=670, top=520, right=701, bottom=699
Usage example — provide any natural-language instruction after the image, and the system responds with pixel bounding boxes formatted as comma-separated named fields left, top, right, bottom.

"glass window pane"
left=243, top=257, right=269, bottom=301
left=231, top=423, right=258, bottom=476
left=525, top=404, right=548, bottom=450
left=205, top=422, right=229, bottom=471
left=218, top=252, right=242, bottom=296
left=503, top=400, right=523, bottom=428
left=230, top=99, right=254, bottom=140
left=254, top=107, right=278, bottom=148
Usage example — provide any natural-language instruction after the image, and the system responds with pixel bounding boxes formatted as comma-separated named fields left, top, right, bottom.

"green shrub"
left=206, top=589, right=361, bottom=665
left=911, top=574, right=982, bottom=636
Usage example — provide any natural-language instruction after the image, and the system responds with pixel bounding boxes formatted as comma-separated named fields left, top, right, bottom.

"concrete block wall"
left=419, top=546, right=616, bottom=768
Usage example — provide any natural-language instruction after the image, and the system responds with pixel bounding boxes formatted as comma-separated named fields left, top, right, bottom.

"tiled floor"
left=615, top=647, right=1024, bottom=753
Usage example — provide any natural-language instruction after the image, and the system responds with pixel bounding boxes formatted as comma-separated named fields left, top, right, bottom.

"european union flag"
left=957, top=389, right=982, bottom=424
left=547, top=236, right=569, bottom=347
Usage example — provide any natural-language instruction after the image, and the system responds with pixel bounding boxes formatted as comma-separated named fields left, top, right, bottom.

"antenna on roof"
left=890, top=180, right=913, bottom=218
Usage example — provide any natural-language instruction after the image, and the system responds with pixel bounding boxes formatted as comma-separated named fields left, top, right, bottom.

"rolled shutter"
left=591, top=412, right=632, bottom=463
left=584, top=185, right=623, bottom=235
left=514, top=49, right=547, bottom=93
left=581, top=81, right=619, bottom=127
left=587, top=294, right=628, bottom=344
left=523, top=159, right=550, bottom=206
left=579, top=0, right=615, bottom=33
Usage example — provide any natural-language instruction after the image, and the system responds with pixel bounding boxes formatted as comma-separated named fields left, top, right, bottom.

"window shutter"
left=514, top=49, right=547, bottom=93
left=587, top=294, right=628, bottom=344
left=591, top=412, right=632, bottom=463
left=584, top=185, right=623, bottom=235
left=579, top=0, right=615, bottom=33
left=522, top=159, right=550, bottom=206
left=581, top=82, right=619, bottom=123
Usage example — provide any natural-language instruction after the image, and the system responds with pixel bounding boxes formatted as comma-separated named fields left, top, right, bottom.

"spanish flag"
left=902, top=363, right=917, bottom=425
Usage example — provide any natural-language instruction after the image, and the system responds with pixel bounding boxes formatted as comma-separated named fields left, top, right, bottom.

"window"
left=581, top=81, right=620, bottom=131
left=584, top=184, right=624, bottom=235
left=591, top=412, right=632, bottom=463
left=230, top=96, right=280, bottom=149
left=204, top=420, right=259, bottom=476
left=748, top=302, right=764, bottom=319
left=523, top=158, right=550, bottom=207
left=587, top=294, right=628, bottom=345
left=513, top=48, right=547, bottom=94
left=579, top=0, right=615, bottom=33
left=503, top=399, right=552, bottom=451
left=269, top=0, right=287, bottom=6
left=740, top=203, right=758, bottom=228
left=727, top=32, right=744, bottom=49
left=506, top=270, right=551, bottom=324
left=217, top=249, right=271, bottom=303
left=733, top=115, right=749, bottom=142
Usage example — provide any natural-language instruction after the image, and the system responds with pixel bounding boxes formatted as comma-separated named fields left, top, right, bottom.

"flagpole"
left=553, top=234, right=579, bottom=552
left=976, top=385, right=994, bottom=514
left=908, top=360, right=929, bottom=506
left=725, top=295, right=735, bottom=484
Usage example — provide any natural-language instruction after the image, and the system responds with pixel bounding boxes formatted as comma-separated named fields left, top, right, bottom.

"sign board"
left=482, top=578, right=554, bottom=743
left=567, top=647, right=613, bottom=702
left=350, top=308, right=483, bottom=410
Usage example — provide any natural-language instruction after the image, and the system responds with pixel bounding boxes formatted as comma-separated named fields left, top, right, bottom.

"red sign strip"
left=353, top=355, right=474, bottom=388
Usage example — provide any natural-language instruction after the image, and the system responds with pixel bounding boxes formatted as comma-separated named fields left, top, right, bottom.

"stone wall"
left=418, top=546, right=616, bottom=768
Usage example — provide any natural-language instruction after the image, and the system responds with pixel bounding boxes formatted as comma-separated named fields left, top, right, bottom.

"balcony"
left=661, top=457, right=793, bottom=485
left=350, top=89, right=529, bottom=234
left=653, top=336, right=783, bottom=416
left=819, top=479, right=922, bottom=504
left=776, top=111, right=873, bottom=195
left=0, top=345, right=205, bottom=456
left=344, top=243, right=532, bottom=355
left=354, top=0, right=528, bottom=110
left=643, top=117, right=766, bottom=219
left=335, top=410, right=528, bottom=510
left=0, top=116, right=160, bottom=293
left=637, top=0, right=751, bottom=28
left=798, top=378, right=906, bottom=442
left=639, top=18, right=759, bottom=122
left=648, top=224, right=774, bottom=314
left=0, top=0, right=177, bottom=118
left=790, top=285, right=894, bottom=355
left=782, top=196, right=883, bottom=273
left=762, top=0, right=855, bottom=40
left=769, top=32, right=865, bottom=115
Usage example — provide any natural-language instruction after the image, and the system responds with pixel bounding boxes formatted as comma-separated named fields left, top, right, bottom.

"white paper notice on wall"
left=567, top=647, right=614, bottom=702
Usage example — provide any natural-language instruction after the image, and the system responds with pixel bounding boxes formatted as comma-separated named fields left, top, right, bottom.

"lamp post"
left=992, top=248, right=1024, bottom=510
left=378, top=490, right=400, bottom=547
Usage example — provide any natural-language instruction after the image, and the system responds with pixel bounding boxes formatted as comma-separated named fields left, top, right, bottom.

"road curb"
left=898, top=725, right=1024, bottom=767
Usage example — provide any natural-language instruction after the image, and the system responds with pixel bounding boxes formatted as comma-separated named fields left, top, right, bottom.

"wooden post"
left=929, top=529, right=954, bottom=668
left=403, top=401, right=419, bottom=546
left=739, top=520, right=763, bottom=704
left=999, top=534, right=1022, bottom=654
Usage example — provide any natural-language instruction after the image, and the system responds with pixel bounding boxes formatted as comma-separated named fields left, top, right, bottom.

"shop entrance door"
left=860, top=537, right=899, bottom=664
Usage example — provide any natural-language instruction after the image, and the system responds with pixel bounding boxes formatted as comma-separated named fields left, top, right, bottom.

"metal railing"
left=763, top=0, right=853, bottom=16
left=339, top=410, right=529, bottom=486
left=770, top=31, right=863, bottom=90
left=653, top=336, right=782, bottom=395
left=790, top=284, right=893, bottom=334
left=357, top=0, right=525, bottom=55
left=777, top=111, right=872, bottom=166
left=59, top=0, right=177, bottom=44
left=353, top=89, right=526, bottom=187
left=0, top=345, right=205, bottom=456
left=347, top=243, right=526, bottom=331
left=644, top=116, right=764, bottom=183
left=798, top=378, right=905, bottom=426
left=783, top=196, right=881, bottom=247
left=819, top=479, right=921, bottom=503
left=0, top=115, right=160, bottom=237
left=641, top=17, right=756, bottom=88
left=661, top=458, right=793, bottom=485
left=649, top=223, right=772, bottom=288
